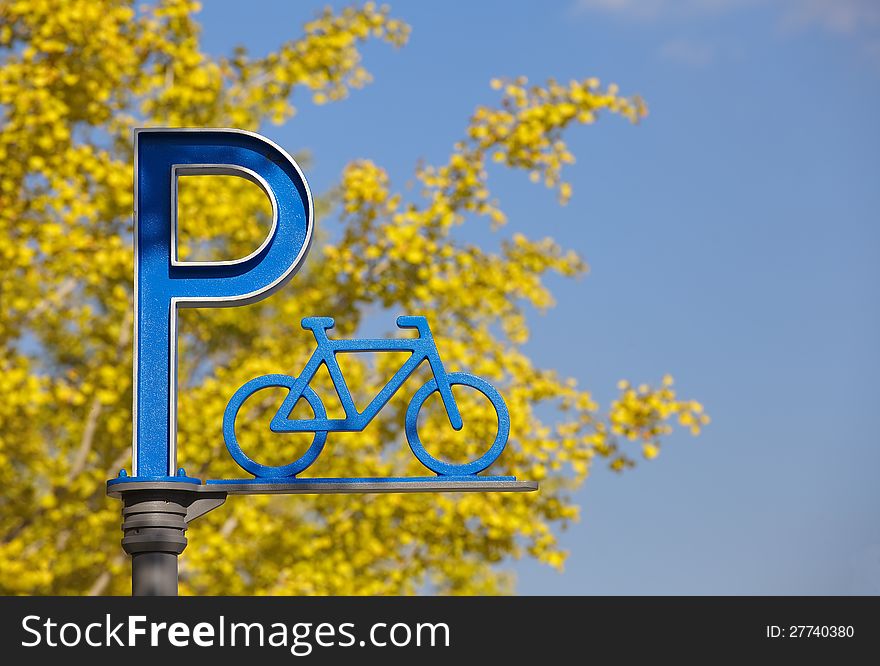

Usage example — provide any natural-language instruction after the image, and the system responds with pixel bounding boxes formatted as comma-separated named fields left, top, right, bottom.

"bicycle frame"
left=270, top=316, right=463, bottom=433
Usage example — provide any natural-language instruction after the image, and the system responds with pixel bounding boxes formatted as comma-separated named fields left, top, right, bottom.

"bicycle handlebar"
left=396, top=315, right=429, bottom=333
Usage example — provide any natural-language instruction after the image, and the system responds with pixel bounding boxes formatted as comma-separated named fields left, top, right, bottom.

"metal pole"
left=111, top=481, right=227, bottom=596
left=131, top=552, right=179, bottom=596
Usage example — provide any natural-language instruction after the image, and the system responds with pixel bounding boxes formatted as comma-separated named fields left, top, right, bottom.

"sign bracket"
left=109, top=477, right=536, bottom=595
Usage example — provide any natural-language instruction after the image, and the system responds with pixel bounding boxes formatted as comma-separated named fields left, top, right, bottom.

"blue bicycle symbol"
left=223, top=316, right=510, bottom=478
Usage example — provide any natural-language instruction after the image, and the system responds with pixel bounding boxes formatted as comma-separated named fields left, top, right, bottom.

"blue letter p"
left=133, top=129, right=313, bottom=479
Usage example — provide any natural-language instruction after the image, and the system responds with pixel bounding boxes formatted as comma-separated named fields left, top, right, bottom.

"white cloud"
left=574, top=0, right=880, bottom=35
left=659, top=38, right=716, bottom=66
left=782, top=0, right=880, bottom=35
left=573, top=0, right=759, bottom=21
left=574, top=0, right=880, bottom=68
left=864, top=40, right=880, bottom=66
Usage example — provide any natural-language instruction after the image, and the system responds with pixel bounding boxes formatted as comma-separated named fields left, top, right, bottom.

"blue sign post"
left=108, top=128, right=536, bottom=596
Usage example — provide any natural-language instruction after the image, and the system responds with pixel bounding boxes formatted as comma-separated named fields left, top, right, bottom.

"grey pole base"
left=113, top=483, right=227, bottom=596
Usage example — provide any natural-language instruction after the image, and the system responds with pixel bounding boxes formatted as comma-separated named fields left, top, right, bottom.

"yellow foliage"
left=0, top=1, right=706, bottom=595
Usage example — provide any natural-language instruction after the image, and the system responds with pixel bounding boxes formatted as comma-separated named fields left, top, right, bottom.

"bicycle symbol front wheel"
left=404, top=372, right=510, bottom=476
left=223, top=373, right=328, bottom=478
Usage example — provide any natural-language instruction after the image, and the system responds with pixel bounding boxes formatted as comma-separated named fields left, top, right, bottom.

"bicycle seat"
left=301, top=316, right=335, bottom=331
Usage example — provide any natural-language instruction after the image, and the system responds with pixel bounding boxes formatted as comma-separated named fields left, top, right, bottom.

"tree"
left=0, top=0, right=709, bottom=594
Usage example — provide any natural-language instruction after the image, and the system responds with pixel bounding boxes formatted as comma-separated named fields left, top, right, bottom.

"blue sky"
left=198, top=0, right=880, bottom=594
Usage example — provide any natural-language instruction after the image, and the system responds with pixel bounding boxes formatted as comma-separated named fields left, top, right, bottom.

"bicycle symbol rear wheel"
left=223, top=373, right=328, bottom=478
left=404, top=372, right=510, bottom=476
